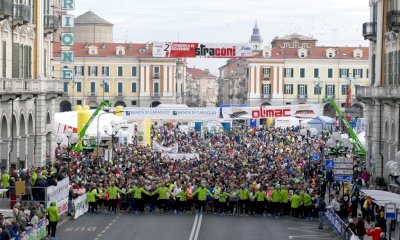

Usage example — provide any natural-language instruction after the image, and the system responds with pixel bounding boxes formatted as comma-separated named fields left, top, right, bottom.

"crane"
left=73, top=101, right=113, bottom=151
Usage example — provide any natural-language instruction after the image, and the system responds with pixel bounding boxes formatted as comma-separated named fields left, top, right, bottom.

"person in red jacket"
left=367, top=223, right=383, bottom=240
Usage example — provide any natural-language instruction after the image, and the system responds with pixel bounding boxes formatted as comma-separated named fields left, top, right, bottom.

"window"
left=325, top=84, right=335, bottom=96
left=118, top=50, right=123, bottom=56
left=284, top=68, right=294, bottom=78
left=302, top=43, right=308, bottom=48
left=313, top=68, right=319, bottom=78
left=63, top=82, right=68, bottom=93
left=353, top=68, right=363, bottom=78
left=328, top=68, right=333, bottom=78
left=246, top=68, right=249, bottom=78
left=341, top=84, right=349, bottom=95
left=2, top=41, right=6, bottom=77
left=77, top=100, right=82, bottom=105
left=284, top=84, right=294, bottom=94
left=131, top=100, right=137, bottom=106
left=131, top=82, right=137, bottom=92
left=293, top=42, right=299, bottom=48
left=74, top=66, right=84, bottom=76
left=154, top=81, right=160, bottom=96
left=88, top=66, right=98, bottom=76
left=90, top=82, right=96, bottom=96
left=118, top=82, right=123, bottom=96
left=262, top=83, right=271, bottom=96
left=300, top=68, right=305, bottom=78
left=298, top=84, right=307, bottom=96
left=300, top=52, right=305, bottom=58
left=283, top=43, right=290, bottom=48
left=102, top=66, right=110, bottom=76
left=131, top=66, right=137, bottom=77
left=118, top=66, right=123, bottom=77
left=355, top=53, right=361, bottom=59
left=76, top=82, right=82, bottom=92
left=366, top=69, right=369, bottom=78
left=340, top=68, right=349, bottom=78
left=154, top=66, right=160, bottom=78
left=327, top=52, right=333, bottom=58
left=262, top=67, right=270, bottom=78
left=314, top=84, right=322, bottom=95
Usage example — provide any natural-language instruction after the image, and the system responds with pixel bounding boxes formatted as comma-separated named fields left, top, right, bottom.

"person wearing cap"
left=236, top=184, right=250, bottom=216
left=192, top=182, right=213, bottom=213
left=46, top=201, right=59, bottom=239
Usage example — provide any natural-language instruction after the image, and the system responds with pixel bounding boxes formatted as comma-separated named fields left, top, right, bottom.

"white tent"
left=54, top=110, right=123, bottom=138
left=361, top=190, right=400, bottom=209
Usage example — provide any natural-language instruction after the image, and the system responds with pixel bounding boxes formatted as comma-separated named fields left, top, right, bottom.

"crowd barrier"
left=9, top=220, right=47, bottom=240
left=324, top=208, right=356, bottom=240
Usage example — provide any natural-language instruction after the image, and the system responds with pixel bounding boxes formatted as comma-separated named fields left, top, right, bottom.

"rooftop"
left=75, top=11, right=113, bottom=26
left=272, top=33, right=317, bottom=41
left=187, top=68, right=216, bottom=78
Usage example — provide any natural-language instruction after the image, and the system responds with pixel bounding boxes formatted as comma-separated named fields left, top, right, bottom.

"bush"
left=375, top=177, right=387, bottom=187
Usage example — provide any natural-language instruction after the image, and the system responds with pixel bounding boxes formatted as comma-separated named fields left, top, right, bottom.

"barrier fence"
left=324, top=208, right=356, bottom=240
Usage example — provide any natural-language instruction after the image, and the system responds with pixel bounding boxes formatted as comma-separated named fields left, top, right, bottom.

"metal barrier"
left=0, top=186, right=48, bottom=210
left=324, top=208, right=356, bottom=240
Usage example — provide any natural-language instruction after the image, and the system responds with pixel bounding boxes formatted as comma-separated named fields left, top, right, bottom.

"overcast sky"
left=73, top=0, right=370, bottom=75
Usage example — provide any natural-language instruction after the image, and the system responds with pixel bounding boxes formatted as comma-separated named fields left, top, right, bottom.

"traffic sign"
left=334, top=169, right=353, bottom=175
left=335, top=163, right=353, bottom=169
left=313, top=154, right=320, bottom=161
left=334, top=175, right=352, bottom=181
left=385, top=203, right=397, bottom=220
left=335, top=157, right=353, bottom=164
left=325, top=160, right=334, bottom=170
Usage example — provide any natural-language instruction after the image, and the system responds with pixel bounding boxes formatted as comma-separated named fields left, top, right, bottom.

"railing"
left=356, top=85, right=400, bottom=99
left=44, top=14, right=60, bottom=34
left=13, top=4, right=31, bottom=24
left=0, top=0, right=13, bottom=19
left=362, top=22, right=377, bottom=41
left=324, top=208, right=356, bottom=240
left=261, top=93, right=271, bottom=99
left=387, top=11, right=400, bottom=32
left=297, top=94, right=308, bottom=100
left=0, top=78, right=64, bottom=95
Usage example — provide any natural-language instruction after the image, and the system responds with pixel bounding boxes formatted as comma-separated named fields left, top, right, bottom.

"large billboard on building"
left=152, top=42, right=253, bottom=58
left=123, top=108, right=220, bottom=121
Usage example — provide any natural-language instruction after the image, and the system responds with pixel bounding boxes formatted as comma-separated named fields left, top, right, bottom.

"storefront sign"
left=153, top=42, right=253, bottom=58
left=124, top=108, right=220, bottom=121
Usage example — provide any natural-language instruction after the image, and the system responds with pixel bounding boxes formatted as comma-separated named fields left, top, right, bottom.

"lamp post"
left=56, top=135, right=63, bottom=161
left=65, top=128, right=79, bottom=176
left=103, top=120, right=121, bottom=163
left=314, top=78, right=322, bottom=104
left=300, top=127, right=318, bottom=179
left=100, top=77, right=108, bottom=102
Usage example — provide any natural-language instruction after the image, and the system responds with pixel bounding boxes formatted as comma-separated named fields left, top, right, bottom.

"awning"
left=361, top=189, right=400, bottom=209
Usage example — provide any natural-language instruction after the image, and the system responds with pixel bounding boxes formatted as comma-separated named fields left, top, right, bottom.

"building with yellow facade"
left=54, top=12, right=186, bottom=111
left=219, top=29, right=369, bottom=118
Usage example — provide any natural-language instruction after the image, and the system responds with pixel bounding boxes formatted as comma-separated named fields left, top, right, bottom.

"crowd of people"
left=0, top=123, right=377, bottom=239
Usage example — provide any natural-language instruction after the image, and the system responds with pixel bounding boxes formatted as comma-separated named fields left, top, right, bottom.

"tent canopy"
left=361, top=189, right=400, bottom=209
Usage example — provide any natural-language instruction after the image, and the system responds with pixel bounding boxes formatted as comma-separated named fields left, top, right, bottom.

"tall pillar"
left=140, top=66, right=145, bottom=93
left=255, top=66, right=261, bottom=98
left=249, top=65, right=256, bottom=98
left=144, top=65, right=150, bottom=96
left=163, top=66, right=168, bottom=96
left=168, top=66, right=173, bottom=97
left=34, top=95, right=47, bottom=167
left=273, top=66, right=278, bottom=95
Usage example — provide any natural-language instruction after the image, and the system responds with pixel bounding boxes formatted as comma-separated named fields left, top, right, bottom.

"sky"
left=73, top=0, right=370, bottom=75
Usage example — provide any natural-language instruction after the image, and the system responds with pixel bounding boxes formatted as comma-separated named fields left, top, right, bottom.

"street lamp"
left=56, top=135, right=63, bottom=160
left=65, top=128, right=79, bottom=176
left=301, top=127, right=318, bottom=179
left=103, top=120, right=121, bottom=163
left=314, top=78, right=322, bottom=103
left=100, top=77, right=108, bottom=102
left=386, top=151, right=400, bottom=185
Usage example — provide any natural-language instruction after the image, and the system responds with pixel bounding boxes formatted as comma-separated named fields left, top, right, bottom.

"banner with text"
left=161, top=153, right=200, bottom=161
left=153, top=141, right=179, bottom=153
left=222, top=104, right=322, bottom=120
left=73, top=193, right=89, bottom=219
left=46, top=177, right=69, bottom=215
left=124, top=108, right=220, bottom=121
left=153, top=42, right=253, bottom=58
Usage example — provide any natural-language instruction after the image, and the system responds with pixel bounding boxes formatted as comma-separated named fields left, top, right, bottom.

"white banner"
left=124, top=108, right=220, bottom=121
left=73, top=193, right=88, bottom=219
left=46, top=177, right=69, bottom=215
left=222, top=104, right=322, bottom=120
left=161, top=153, right=200, bottom=161
left=153, top=141, right=179, bottom=153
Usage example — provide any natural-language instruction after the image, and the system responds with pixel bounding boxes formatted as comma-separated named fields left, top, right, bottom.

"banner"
left=153, top=42, right=253, bottom=58
left=46, top=177, right=69, bottom=215
left=161, top=153, right=199, bottom=161
left=324, top=208, right=345, bottom=235
left=73, top=193, right=89, bottom=219
left=222, top=104, right=322, bottom=120
left=124, top=108, right=220, bottom=121
left=24, top=220, right=47, bottom=240
left=137, top=120, right=148, bottom=146
left=153, top=141, right=179, bottom=153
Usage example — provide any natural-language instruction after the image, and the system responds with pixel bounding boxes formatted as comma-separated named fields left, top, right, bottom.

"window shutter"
left=333, top=85, right=336, bottom=96
left=291, top=68, right=294, bottom=78
left=304, top=85, right=308, bottom=95
left=346, top=69, right=349, bottom=78
left=102, top=66, right=104, bottom=75
left=297, top=84, right=300, bottom=95
left=360, top=69, right=363, bottom=78
left=284, top=68, right=287, bottom=78
left=82, top=66, right=85, bottom=76
left=353, top=69, right=355, bottom=77
left=325, top=85, right=328, bottom=96
left=95, top=66, right=98, bottom=76
left=2, top=41, right=6, bottom=78
left=74, top=66, right=77, bottom=74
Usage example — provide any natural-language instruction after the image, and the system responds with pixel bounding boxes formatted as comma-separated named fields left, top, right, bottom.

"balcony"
left=356, top=85, right=400, bottom=101
left=0, top=78, right=63, bottom=100
left=387, top=11, right=400, bottom=32
left=362, top=22, right=377, bottom=41
left=297, top=94, right=308, bottom=100
left=13, top=4, right=31, bottom=26
left=90, top=92, right=96, bottom=97
left=44, top=15, right=60, bottom=34
left=0, top=0, right=13, bottom=20
left=153, top=73, right=160, bottom=79
left=117, top=92, right=123, bottom=97
left=262, top=74, right=270, bottom=79
left=262, top=93, right=272, bottom=99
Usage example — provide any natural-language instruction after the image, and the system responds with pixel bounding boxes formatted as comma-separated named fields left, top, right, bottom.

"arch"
left=114, top=101, right=126, bottom=107
left=11, top=114, right=17, bottom=136
left=352, top=103, right=364, bottom=118
left=323, top=103, right=336, bottom=118
left=261, top=102, right=271, bottom=106
left=88, top=100, right=98, bottom=109
left=28, top=114, right=34, bottom=135
left=150, top=101, right=161, bottom=108
left=1, top=115, right=8, bottom=139
left=46, top=111, right=51, bottom=125
left=60, top=100, right=72, bottom=112
left=20, top=114, right=26, bottom=136
left=384, top=120, right=389, bottom=140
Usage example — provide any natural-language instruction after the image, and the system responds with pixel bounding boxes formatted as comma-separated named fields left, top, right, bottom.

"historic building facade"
left=0, top=0, right=63, bottom=169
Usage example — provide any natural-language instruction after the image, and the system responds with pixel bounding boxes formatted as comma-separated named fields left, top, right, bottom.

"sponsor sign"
left=222, top=104, right=321, bottom=120
left=152, top=42, right=253, bottom=58
left=161, top=153, right=200, bottom=161
left=73, top=193, right=89, bottom=219
left=334, top=175, right=352, bottom=181
left=24, top=220, right=47, bottom=240
left=46, top=177, right=69, bottom=215
left=325, top=208, right=345, bottom=235
left=124, top=108, right=220, bottom=121
left=153, top=141, right=178, bottom=153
